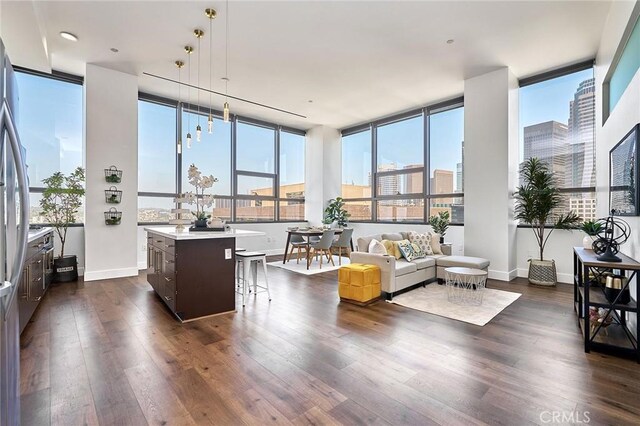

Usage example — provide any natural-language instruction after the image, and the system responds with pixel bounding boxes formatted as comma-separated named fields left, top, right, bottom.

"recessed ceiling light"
left=308, top=100, right=313, bottom=103
left=221, top=77, right=229, bottom=82
left=59, top=31, right=78, bottom=42
left=110, top=47, right=119, bottom=53
left=446, top=39, right=455, bottom=44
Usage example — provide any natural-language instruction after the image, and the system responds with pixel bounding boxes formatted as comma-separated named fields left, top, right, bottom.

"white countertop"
left=144, top=226, right=265, bottom=240
left=28, top=227, right=53, bottom=243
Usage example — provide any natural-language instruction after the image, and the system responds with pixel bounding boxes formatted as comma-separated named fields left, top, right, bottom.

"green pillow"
left=397, top=240, right=418, bottom=261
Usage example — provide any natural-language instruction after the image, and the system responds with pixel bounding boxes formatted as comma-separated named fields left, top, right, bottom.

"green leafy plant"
left=105, top=174, right=121, bottom=183
left=581, top=220, right=603, bottom=236
left=515, top=158, right=581, bottom=261
left=40, top=167, right=85, bottom=258
left=428, top=211, right=450, bottom=237
left=323, top=197, right=350, bottom=227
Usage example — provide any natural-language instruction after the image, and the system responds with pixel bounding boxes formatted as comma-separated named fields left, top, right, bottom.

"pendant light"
left=185, top=45, right=193, bottom=148
left=194, top=29, right=204, bottom=142
left=205, top=8, right=216, bottom=133
left=175, top=60, right=185, bottom=154
left=223, top=0, right=230, bottom=122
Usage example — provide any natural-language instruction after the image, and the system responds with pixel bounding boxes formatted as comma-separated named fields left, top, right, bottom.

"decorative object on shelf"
left=104, top=165, right=123, bottom=183
left=104, top=207, right=122, bottom=225
left=185, top=163, right=218, bottom=229
left=580, top=220, right=603, bottom=250
left=323, top=197, right=350, bottom=228
left=589, top=307, right=613, bottom=336
left=604, top=274, right=630, bottom=304
left=40, top=167, right=85, bottom=283
left=105, top=186, right=122, bottom=204
left=428, top=210, right=450, bottom=243
left=609, top=123, right=639, bottom=216
left=592, top=210, right=630, bottom=263
left=515, top=158, right=582, bottom=286
left=170, top=194, right=192, bottom=232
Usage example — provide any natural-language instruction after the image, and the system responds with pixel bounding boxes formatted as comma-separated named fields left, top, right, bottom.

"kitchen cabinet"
left=19, top=229, right=54, bottom=334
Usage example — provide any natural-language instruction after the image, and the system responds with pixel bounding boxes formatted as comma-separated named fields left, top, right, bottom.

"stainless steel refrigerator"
left=0, top=39, right=30, bottom=426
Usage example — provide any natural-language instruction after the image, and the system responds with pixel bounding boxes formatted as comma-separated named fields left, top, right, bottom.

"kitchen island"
left=144, top=227, right=264, bottom=321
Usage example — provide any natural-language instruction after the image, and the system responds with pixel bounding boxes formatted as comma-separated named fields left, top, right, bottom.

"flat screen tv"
left=610, top=123, right=639, bottom=216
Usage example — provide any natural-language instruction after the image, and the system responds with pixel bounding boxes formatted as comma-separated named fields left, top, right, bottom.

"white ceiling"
left=1, top=0, right=612, bottom=130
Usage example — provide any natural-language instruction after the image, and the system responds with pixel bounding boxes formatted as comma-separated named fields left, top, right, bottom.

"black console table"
left=573, top=247, right=639, bottom=362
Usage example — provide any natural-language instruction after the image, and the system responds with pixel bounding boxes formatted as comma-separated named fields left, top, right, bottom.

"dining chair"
left=331, top=228, right=353, bottom=265
left=307, top=230, right=336, bottom=270
left=286, top=234, right=309, bottom=264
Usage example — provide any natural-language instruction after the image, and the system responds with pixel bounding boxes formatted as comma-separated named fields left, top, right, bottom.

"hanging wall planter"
left=104, top=165, right=123, bottom=183
left=104, top=207, right=122, bottom=225
left=105, top=186, right=122, bottom=204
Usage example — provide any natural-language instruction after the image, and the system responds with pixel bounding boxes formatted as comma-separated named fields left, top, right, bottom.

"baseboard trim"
left=84, top=267, right=139, bottom=282
left=138, top=260, right=147, bottom=270
left=488, top=268, right=518, bottom=282
left=517, top=268, right=572, bottom=284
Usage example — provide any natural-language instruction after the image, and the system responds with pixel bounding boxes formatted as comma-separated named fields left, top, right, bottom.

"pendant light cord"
left=225, top=0, right=229, bottom=101
left=209, top=16, right=213, bottom=117
left=197, top=36, right=201, bottom=125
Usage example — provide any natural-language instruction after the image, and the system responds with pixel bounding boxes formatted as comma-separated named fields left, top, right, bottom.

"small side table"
left=445, top=267, right=488, bottom=306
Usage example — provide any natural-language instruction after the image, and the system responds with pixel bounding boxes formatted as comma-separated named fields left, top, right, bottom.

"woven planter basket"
left=528, top=259, right=557, bottom=286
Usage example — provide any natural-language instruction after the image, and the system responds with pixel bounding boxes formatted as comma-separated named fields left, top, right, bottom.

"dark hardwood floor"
left=19, top=258, right=640, bottom=425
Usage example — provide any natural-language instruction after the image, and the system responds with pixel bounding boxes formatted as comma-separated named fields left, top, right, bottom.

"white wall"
left=305, top=125, right=341, bottom=225
left=464, top=67, right=520, bottom=281
left=83, top=64, right=138, bottom=281
left=595, top=0, right=640, bottom=331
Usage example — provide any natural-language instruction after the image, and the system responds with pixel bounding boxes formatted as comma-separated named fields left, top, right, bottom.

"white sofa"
left=350, top=232, right=489, bottom=299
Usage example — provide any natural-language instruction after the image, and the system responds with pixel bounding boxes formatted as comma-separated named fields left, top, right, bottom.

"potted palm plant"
left=323, top=197, right=350, bottom=228
left=40, top=167, right=85, bottom=283
left=515, top=158, right=581, bottom=286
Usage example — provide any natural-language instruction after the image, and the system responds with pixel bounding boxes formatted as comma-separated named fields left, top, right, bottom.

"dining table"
left=282, top=228, right=354, bottom=264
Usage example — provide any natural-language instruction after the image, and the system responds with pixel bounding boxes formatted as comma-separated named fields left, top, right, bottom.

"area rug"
left=267, top=256, right=350, bottom=275
left=390, top=284, right=521, bottom=326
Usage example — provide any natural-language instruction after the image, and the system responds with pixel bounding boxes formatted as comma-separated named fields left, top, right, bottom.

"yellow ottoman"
left=338, top=264, right=381, bottom=305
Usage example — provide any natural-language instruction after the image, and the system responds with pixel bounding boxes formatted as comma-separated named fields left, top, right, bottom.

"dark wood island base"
left=146, top=228, right=255, bottom=322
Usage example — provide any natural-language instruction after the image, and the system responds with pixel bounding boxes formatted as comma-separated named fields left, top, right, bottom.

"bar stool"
left=235, top=247, right=246, bottom=289
left=236, top=251, right=271, bottom=307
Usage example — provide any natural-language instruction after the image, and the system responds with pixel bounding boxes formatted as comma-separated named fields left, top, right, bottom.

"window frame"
left=137, top=92, right=306, bottom=224
left=14, top=67, right=85, bottom=225
left=517, top=62, right=597, bottom=227
left=340, top=97, right=465, bottom=224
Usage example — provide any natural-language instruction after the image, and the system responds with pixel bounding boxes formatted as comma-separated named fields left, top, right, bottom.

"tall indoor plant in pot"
left=323, top=197, right=350, bottom=228
left=515, top=158, right=581, bottom=286
left=40, top=167, right=85, bottom=283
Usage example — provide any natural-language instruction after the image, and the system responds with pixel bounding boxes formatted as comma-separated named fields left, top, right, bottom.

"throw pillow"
left=380, top=239, right=395, bottom=257
left=408, top=231, right=434, bottom=255
left=430, top=232, right=443, bottom=255
left=410, top=242, right=427, bottom=259
left=397, top=240, right=417, bottom=261
left=368, top=239, right=387, bottom=255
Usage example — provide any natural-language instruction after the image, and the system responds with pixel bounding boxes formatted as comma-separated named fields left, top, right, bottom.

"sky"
left=16, top=66, right=593, bottom=199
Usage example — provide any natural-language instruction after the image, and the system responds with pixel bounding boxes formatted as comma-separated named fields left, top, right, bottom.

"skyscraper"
left=567, top=78, right=595, bottom=188
left=456, top=140, right=464, bottom=192
left=522, top=121, right=568, bottom=185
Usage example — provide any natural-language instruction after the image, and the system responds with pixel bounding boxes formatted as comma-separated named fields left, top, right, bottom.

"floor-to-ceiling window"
left=138, top=95, right=306, bottom=223
left=519, top=63, right=596, bottom=221
left=341, top=98, right=464, bottom=223
left=14, top=69, right=84, bottom=224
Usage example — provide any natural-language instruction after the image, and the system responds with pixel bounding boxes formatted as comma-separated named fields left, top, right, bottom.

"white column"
left=305, top=125, right=341, bottom=225
left=464, top=67, right=519, bottom=281
left=83, top=64, right=138, bottom=281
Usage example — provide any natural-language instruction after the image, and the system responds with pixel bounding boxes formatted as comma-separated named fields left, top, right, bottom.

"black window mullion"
left=371, top=124, right=377, bottom=222
left=424, top=109, right=430, bottom=221
left=275, top=127, right=281, bottom=221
